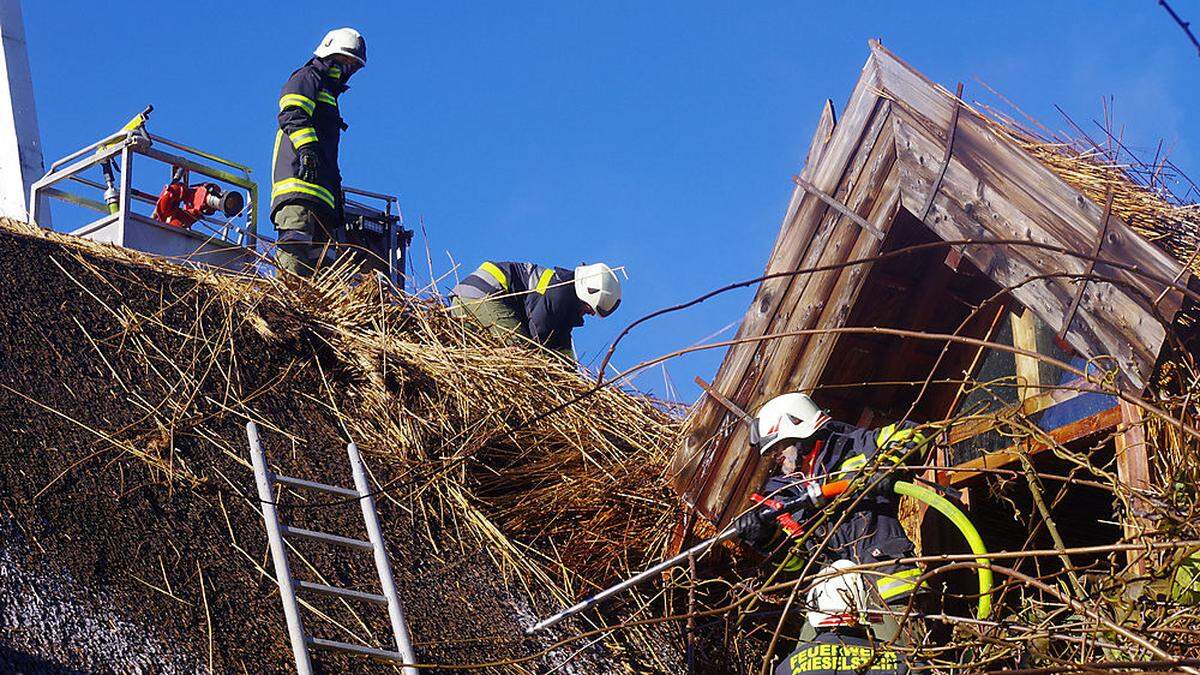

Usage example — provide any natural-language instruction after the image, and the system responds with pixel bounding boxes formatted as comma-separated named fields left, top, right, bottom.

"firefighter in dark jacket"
left=449, top=261, right=622, bottom=362
left=774, top=561, right=918, bottom=674
left=736, top=392, right=929, bottom=646
left=271, top=27, right=367, bottom=276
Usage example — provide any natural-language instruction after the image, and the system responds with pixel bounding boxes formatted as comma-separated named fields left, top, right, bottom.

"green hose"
left=894, top=480, right=993, bottom=619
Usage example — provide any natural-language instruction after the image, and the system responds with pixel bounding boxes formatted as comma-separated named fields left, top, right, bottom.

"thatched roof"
left=0, top=217, right=683, bottom=672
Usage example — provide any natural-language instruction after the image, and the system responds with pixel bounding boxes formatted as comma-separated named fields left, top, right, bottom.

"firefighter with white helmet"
left=735, top=391, right=930, bottom=647
left=449, top=261, right=621, bottom=362
left=271, top=28, right=368, bottom=276
left=773, top=560, right=917, bottom=674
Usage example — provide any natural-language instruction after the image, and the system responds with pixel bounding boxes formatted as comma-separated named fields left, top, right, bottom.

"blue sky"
left=22, top=1, right=1199, bottom=403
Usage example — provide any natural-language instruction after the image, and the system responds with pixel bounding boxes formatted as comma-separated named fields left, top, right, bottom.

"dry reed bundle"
left=291, top=274, right=682, bottom=589
left=0, top=216, right=681, bottom=625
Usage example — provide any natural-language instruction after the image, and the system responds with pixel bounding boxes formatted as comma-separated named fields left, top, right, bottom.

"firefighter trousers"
left=274, top=204, right=335, bottom=277
left=449, top=296, right=573, bottom=362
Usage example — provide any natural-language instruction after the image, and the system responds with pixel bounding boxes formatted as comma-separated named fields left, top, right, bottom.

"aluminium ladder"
left=246, top=421, right=419, bottom=675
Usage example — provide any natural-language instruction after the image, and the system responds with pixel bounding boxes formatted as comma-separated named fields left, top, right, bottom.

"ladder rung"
left=297, top=580, right=387, bottom=605
left=275, top=473, right=359, bottom=498
left=282, top=526, right=373, bottom=552
left=307, top=636, right=408, bottom=662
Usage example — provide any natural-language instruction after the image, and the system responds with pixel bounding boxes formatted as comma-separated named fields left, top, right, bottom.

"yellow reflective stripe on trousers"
left=289, top=127, right=318, bottom=148
left=271, top=178, right=336, bottom=209
left=534, top=268, right=555, bottom=294
left=479, top=262, right=509, bottom=291
left=877, top=566, right=923, bottom=601
left=317, top=90, right=337, bottom=107
left=279, top=94, right=316, bottom=115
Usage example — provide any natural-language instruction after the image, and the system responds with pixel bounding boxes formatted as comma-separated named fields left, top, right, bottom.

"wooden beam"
left=804, top=99, right=838, bottom=173
left=892, top=111, right=1162, bottom=390
left=1010, top=307, right=1043, bottom=406
left=685, top=377, right=754, bottom=518
left=873, top=39, right=1187, bottom=389
left=694, top=376, right=753, bottom=424
left=943, top=245, right=965, bottom=272
left=917, top=81, right=965, bottom=222
left=691, top=98, right=899, bottom=523
left=790, top=170, right=902, bottom=396
left=793, top=175, right=886, bottom=240
left=718, top=185, right=901, bottom=526
left=1113, top=399, right=1150, bottom=568
left=754, top=105, right=898, bottom=403
left=946, top=405, right=1122, bottom=486
left=705, top=112, right=901, bottom=525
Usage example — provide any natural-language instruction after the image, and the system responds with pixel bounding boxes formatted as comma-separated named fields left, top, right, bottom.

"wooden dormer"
left=673, top=42, right=1189, bottom=538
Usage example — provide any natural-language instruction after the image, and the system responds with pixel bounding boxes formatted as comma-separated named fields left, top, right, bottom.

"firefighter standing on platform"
left=735, top=392, right=930, bottom=647
left=449, top=261, right=622, bottom=362
left=271, top=28, right=367, bottom=276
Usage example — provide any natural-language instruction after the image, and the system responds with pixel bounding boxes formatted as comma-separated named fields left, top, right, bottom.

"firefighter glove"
left=869, top=464, right=910, bottom=496
left=734, top=509, right=771, bottom=549
left=298, top=147, right=320, bottom=184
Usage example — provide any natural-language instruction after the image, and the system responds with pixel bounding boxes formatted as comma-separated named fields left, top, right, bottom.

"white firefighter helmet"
left=315, top=28, right=367, bottom=67
left=806, top=560, right=867, bottom=628
left=574, top=263, right=622, bottom=317
left=751, top=392, right=830, bottom=455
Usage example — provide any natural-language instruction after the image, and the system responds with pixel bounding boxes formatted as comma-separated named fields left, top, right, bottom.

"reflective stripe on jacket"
left=271, top=57, right=349, bottom=222
left=451, top=261, right=583, bottom=351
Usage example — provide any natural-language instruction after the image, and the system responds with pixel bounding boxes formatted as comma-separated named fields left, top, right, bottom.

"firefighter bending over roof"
left=736, top=392, right=930, bottom=647
left=271, top=28, right=367, bottom=277
left=775, top=560, right=920, bottom=675
left=449, top=261, right=621, bottom=362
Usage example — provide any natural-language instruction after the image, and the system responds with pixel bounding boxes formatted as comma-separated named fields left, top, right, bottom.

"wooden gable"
left=672, top=41, right=1188, bottom=528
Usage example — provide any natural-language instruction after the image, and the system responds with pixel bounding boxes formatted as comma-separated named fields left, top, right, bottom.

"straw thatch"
left=0, top=216, right=684, bottom=672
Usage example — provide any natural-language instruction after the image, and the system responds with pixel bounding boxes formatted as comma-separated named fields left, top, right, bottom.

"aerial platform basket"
left=29, top=116, right=414, bottom=288
left=30, top=119, right=261, bottom=272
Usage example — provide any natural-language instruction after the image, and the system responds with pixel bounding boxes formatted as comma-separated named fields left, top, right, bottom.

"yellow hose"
left=894, top=480, right=993, bottom=619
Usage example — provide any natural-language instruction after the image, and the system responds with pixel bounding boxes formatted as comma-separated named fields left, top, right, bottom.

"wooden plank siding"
left=711, top=139, right=901, bottom=524
left=877, top=40, right=1184, bottom=390
left=1114, top=400, right=1151, bottom=567
left=672, top=53, right=890, bottom=506
left=674, top=41, right=1188, bottom=528
left=891, top=113, right=1173, bottom=390
left=677, top=96, right=902, bottom=521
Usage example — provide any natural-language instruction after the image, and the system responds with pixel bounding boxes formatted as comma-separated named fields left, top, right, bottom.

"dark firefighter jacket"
left=774, top=630, right=912, bottom=675
left=750, top=421, right=925, bottom=605
left=271, top=56, right=350, bottom=224
left=451, top=261, right=584, bottom=353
